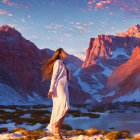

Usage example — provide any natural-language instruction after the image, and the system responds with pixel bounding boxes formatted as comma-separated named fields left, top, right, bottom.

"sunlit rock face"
left=82, top=24, right=140, bottom=69
left=77, top=24, right=140, bottom=102
left=99, top=46, right=140, bottom=103
left=116, top=24, right=140, bottom=38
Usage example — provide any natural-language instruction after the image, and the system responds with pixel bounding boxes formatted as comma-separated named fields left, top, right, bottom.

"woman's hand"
left=66, top=66, right=71, bottom=81
left=48, top=91, right=53, bottom=98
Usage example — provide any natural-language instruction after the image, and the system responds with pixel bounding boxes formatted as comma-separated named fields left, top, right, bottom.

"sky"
left=0, top=0, right=140, bottom=60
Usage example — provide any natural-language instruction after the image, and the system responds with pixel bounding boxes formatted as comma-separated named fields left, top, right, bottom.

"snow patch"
left=0, top=83, right=28, bottom=105
left=99, top=63, right=112, bottom=77
left=0, top=132, right=25, bottom=139
left=111, top=48, right=129, bottom=59
left=0, top=83, right=52, bottom=105
left=91, top=74, right=104, bottom=89
left=73, top=68, right=81, bottom=76
left=112, top=88, right=140, bottom=103
left=77, top=77, right=93, bottom=94
left=93, top=91, right=116, bottom=102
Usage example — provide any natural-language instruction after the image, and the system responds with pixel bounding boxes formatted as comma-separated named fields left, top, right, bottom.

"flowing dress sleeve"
left=49, top=60, right=60, bottom=93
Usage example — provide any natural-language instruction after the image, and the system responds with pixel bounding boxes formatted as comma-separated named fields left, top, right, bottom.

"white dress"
left=46, top=59, right=70, bottom=133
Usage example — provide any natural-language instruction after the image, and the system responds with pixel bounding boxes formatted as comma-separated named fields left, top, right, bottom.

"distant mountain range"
left=78, top=24, right=140, bottom=103
left=0, top=24, right=139, bottom=105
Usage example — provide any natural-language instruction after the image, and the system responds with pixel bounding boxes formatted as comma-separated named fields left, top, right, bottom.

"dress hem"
left=46, top=106, right=70, bottom=134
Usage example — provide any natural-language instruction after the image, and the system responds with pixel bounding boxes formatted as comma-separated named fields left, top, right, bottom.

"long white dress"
left=46, top=59, right=70, bottom=134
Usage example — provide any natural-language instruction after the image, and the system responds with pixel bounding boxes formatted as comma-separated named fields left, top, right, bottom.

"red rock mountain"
left=82, top=24, right=140, bottom=69
left=99, top=46, right=140, bottom=103
left=0, top=24, right=94, bottom=105
left=116, top=24, right=140, bottom=38
left=77, top=24, right=140, bottom=99
left=1, top=24, right=139, bottom=105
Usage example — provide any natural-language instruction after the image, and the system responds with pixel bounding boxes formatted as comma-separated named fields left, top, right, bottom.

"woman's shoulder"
left=54, top=59, right=63, bottom=65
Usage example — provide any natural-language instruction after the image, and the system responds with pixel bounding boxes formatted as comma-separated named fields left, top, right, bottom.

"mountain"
left=0, top=24, right=94, bottom=105
left=99, top=46, right=140, bottom=103
left=77, top=24, right=140, bottom=100
left=116, top=24, right=140, bottom=38
left=1, top=24, right=139, bottom=105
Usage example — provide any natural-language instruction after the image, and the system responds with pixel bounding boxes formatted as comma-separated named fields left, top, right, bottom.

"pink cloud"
left=27, top=15, right=31, bottom=18
left=8, top=13, right=12, bottom=16
left=109, top=12, right=114, bottom=15
left=64, top=33, right=72, bottom=37
left=0, top=9, right=13, bottom=16
left=120, top=8, right=127, bottom=11
left=96, top=2, right=103, bottom=8
left=44, top=24, right=64, bottom=30
left=83, top=23, right=87, bottom=26
left=87, top=0, right=112, bottom=10
left=44, top=23, right=64, bottom=34
left=1, top=0, right=32, bottom=9
left=87, top=0, right=140, bottom=17
left=88, top=22, right=94, bottom=25
left=0, top=9, right=7, bottom=15
left=73, top=25, right=85, bottom=30
left=88, top=1, right=93, bottom=5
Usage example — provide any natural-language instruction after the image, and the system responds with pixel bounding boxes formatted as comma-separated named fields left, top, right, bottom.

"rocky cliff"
left=0, top=24, right=93, bottom=105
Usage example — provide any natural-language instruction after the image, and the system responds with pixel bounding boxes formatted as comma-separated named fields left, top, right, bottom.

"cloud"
left=88, top=22, right=94, bottom=25
left=0, top=9, right=7, bottom=15
left=7, top=24, right=17, bottom=27
left=75, top=48, right=87, bottom=61
left=67, top=21, right=94, bottom=34
left=7, top=13, right=12, bottom=16
left=109, top=12, right=114, bottom=15
left=76, top=22, right=81, bottom=25
left=17, top=26, right=30, bottom=31
left=57, top=37, right=65, bottom=42
left=47, top=30, right=57, bottom=33
left=28, top=35, right=38, bottom=39
left=75, top=54, right=86, bottom=61
left=69, top=21, right=74, bottom=24
left=21, top=18, right=25, bottom=23
left=73, top=25, right=86, bottom=30
left=87, top=0, right=140, bottom=17
left=87, top=0, right=111, bottom=10
left=83, top=23, right=87, bottom=26
left=64, top=33, right=72, bottom=37
left=44, top=23, right=65, bottom=34
left=1, top=0, right=32, bottom=9
left=27, top=15, right=31, bottom=18
left=44, top=24, right=64, bottom=33
left=0, top=9, right=13, bottom=16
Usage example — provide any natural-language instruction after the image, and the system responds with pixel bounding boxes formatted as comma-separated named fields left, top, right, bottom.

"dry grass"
left=0, top=127, right=138, bottom=140
left=64, top=128, right=108, bottom=137
left=81, top=112, right=100, bottom=118
left=106, top=130, right=132, bottom=140
left=0, top=106, right=51, bottom=126
left=87, top=107, right=105, bottom=113
left=5, top=127, right=48, bottom=140
left=0, top=127, right=8, bottom=134
left=68, top=110, right=82, bottom=117
left=61, top=124, right=72, bottom=131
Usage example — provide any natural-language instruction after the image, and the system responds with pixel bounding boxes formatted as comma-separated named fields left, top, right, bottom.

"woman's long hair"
left=41, top=48, right=63, bottom=82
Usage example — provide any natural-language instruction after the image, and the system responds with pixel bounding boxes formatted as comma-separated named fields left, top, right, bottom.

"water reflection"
left=64, top=110, right=140, bottom=132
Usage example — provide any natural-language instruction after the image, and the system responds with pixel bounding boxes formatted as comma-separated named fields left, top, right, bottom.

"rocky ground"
left=0, top=127, right=140, bottom=140
left=0, top=103, right=140, bottom=140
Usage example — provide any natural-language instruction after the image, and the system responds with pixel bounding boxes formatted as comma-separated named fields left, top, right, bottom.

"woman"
left=41, top=48, right=71, bottom=139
